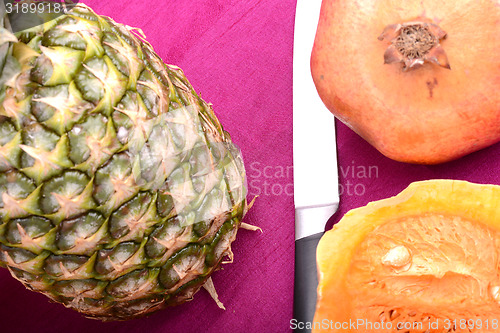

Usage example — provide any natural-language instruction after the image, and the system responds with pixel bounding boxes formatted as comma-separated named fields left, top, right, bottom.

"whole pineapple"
left=0, top=2, right=250, bottom=321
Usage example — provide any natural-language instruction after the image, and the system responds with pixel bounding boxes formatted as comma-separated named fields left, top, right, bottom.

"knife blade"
left=292, top=0, right=339, bottom=331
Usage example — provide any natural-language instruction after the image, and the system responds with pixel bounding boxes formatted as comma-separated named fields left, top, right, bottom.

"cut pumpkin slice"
left=314, top=180, right=500, bottom=332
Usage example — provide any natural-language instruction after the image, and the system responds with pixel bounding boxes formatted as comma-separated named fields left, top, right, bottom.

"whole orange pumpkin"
left=311, top=0, right=500, bottom=164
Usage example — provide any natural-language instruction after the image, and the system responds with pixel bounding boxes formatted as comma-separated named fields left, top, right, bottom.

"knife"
left=292, top=0, right=339, bottom=331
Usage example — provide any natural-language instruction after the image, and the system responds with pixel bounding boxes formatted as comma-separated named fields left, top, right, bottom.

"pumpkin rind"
left=314, top=180, right=500, bottom=332
left=311, top=0, right=500, bottom=164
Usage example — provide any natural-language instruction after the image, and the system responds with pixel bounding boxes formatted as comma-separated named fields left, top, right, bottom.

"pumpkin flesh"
left=314, top=180, right=500, bottom=332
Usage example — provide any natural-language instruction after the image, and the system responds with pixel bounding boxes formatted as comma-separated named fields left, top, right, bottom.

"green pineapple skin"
left=0, top=3, right=248, bottom=321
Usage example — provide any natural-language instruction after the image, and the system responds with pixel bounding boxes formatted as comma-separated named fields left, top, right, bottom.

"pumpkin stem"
left=378, top=20, right=450, bottom=71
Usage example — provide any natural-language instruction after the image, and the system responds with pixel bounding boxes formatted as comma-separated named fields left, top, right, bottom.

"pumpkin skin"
left=314, top=180, right=500, bottom=332
left=311, top=0, right=500, bottom=164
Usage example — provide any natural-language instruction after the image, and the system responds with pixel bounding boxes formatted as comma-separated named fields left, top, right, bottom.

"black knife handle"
left=293, top=232, right=324, bottom=332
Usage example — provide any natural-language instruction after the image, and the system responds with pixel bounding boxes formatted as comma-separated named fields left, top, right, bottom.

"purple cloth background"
left=1, top=1, right=499, bottom=332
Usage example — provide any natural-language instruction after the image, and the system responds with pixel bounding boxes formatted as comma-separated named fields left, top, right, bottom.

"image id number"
left=5, top=2, right=64, bottom=14
left=443, top=319, right=498, bottom=331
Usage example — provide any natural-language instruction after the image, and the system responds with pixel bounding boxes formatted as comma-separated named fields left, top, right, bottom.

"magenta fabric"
left=1, top=1, right=500, bottom=332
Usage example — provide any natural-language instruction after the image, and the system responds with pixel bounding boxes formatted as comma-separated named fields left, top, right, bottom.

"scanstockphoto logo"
left=2, top=0, right=79, bottom=33
left=248, top=162, right=294, bottom=197
left=248, top=161, right=379, bottom=197
left=338, top=160, right=379, bottom=196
